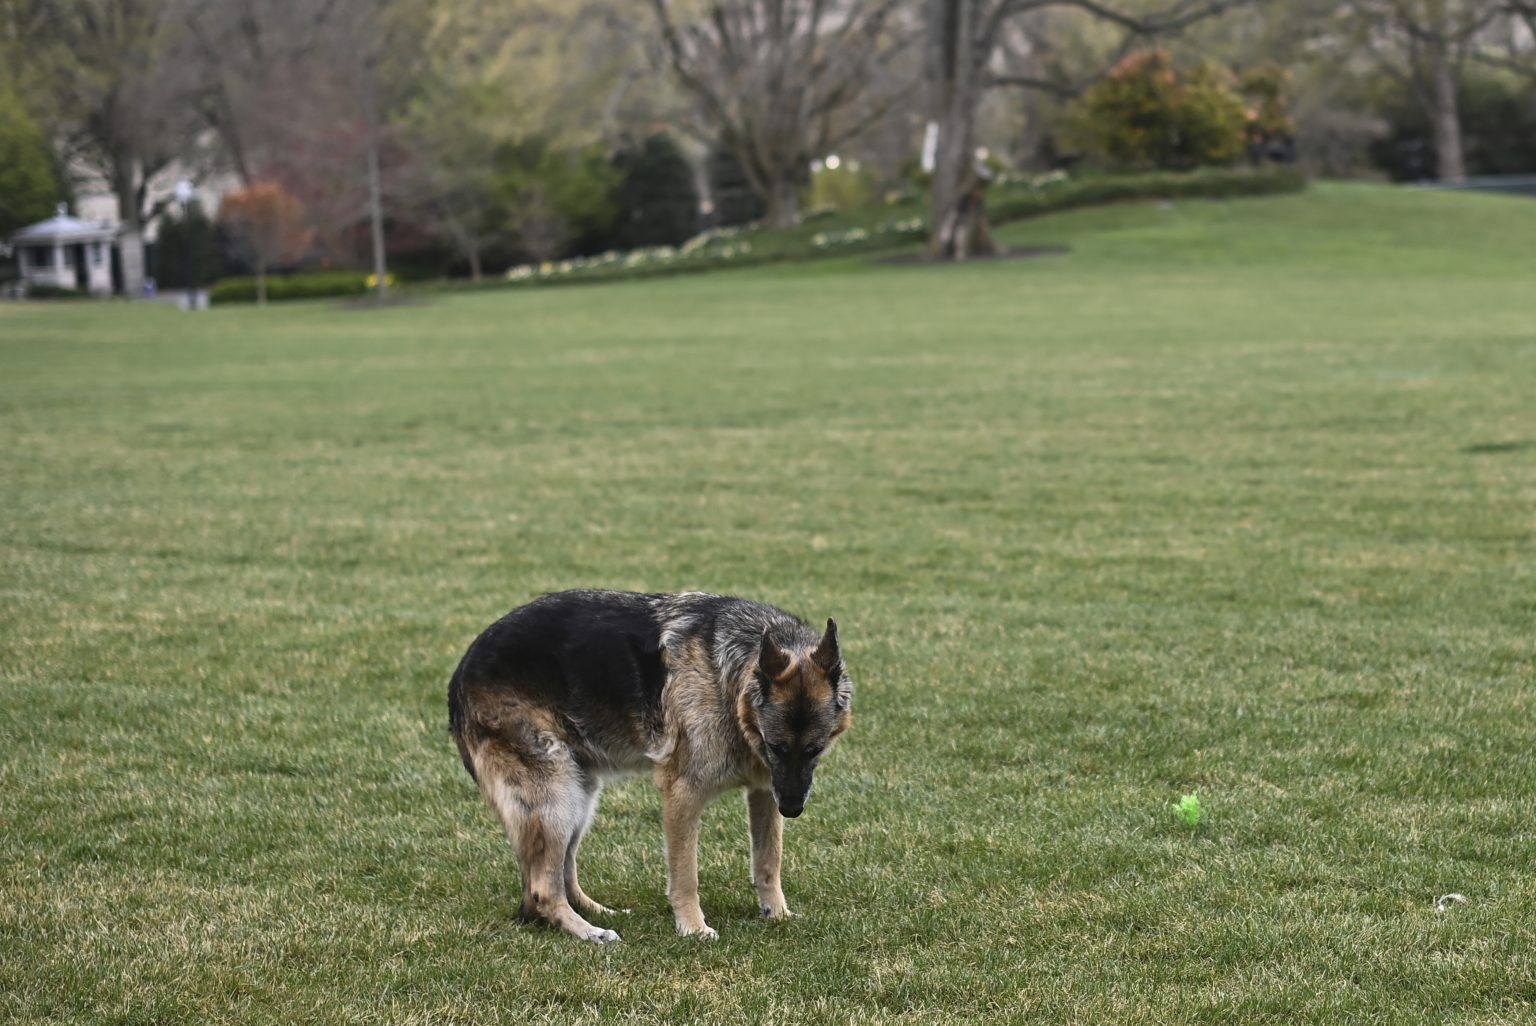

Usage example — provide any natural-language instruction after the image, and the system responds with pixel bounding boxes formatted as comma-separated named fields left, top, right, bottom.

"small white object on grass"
left=1434, top=893, right=1467, bottom=913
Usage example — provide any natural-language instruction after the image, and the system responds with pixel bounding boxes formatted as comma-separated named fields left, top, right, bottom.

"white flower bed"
left=994, top=169, right=1069, bottom=190
left=812, top=217, right=924, bottom=251
left=504, top=230, right=753, bottom=284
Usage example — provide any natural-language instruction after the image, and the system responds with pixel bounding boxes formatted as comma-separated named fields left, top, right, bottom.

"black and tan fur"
left=448, top=589, right=853, bottom=943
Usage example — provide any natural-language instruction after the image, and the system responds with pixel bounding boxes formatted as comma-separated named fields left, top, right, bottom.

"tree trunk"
left=764, top=176, right=801, bottom=230
left=468, top=248, right=483, bottom=284
left=117, top=228, right=146, bottom=298
left=927, top=0, right=997, bottom=261
left=256, top=261, right=268, bottom=306
left=934, top=170, right=996, bottom=260
left=366, top=123, right=389, bottom=301
left=1430, top=44, right=1465, bottom=183
left=111, top=152, right=146, bottom=297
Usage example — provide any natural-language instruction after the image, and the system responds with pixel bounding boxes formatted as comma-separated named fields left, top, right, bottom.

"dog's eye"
left=803, top=745, right=823, bottom=760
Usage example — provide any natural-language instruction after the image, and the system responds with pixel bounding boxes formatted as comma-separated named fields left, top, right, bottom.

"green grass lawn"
left=3, top=182, right=1534, bottom=1024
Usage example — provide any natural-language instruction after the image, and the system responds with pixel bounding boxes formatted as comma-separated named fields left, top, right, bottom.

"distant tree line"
left=2, top=0, right=1534, bottom=285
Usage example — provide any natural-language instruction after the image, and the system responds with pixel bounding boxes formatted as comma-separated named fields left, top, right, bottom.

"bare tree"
left=181, top=0, right=429, bottom=299
left=924, top=0, right=1244, bottom=261
left=181, top=0, right=338, bottom=182
left=392, top=9, right=507, bottom=283
left=648, top=0, right=916, bottom=229
left=393, top=139, right=503, bottom=282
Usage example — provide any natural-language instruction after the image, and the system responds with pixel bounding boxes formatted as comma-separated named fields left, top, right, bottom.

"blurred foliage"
left=152, top=203, right=228, bottom=289
left=803, top=160, right=878, bottom=214
left=609, top=134, right=699, bottom=250
left=220, top=182, right=314, bottom=272
left=14, top=282, right=92, bottom=300
left=493, top=138, right=621, bottom=259
left=1065, top=50, right=1249, bottom=171
left=709, top=142, right=767, bottom=228
left=1370, top=68, right=1536, bottom=181
left=397, top=0, right=635, bottom=271
left=1239, top=63, right=1297, bottom=161
left=0, top=87, right=60, bottom=238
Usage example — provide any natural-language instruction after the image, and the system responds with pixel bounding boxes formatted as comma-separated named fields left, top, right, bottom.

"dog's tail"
left=446, top=648, right=478, bottom=782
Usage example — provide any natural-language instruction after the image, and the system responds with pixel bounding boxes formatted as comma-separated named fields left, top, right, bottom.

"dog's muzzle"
left=773, top=788, right=806, bottom=818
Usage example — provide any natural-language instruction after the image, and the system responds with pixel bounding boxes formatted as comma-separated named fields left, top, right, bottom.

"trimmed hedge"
left=21, top=283, right=94, bottom=301
left=209, top=271, right=371, bottom=305
left=988, top=166, right=1307, bottom=225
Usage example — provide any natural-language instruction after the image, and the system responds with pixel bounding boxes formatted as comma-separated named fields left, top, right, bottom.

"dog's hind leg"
left=516, top=808, right=620, bottom=944
left=474, top=743, right=620, bottom=944
left=564, top=785, right=627, bottom=917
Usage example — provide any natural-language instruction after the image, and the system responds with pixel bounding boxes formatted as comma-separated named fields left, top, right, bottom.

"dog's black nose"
left=779, top=803, right=803, bottom=818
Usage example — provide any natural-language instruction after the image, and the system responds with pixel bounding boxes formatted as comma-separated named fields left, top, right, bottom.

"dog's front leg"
left=662, top=781, right=716, bottom=939
left=747, top=789, right=791, bottom=918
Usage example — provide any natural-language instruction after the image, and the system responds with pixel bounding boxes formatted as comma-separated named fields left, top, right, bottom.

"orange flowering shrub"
left=219, top=182, right=314, bottom=305
left=1066, top=50, right=1248, bottom=171
left=1239, top=63, right=1297, bottom=154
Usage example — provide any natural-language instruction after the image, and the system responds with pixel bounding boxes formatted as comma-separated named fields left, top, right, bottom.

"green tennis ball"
left=1176, top=792, right=1202, bottom=826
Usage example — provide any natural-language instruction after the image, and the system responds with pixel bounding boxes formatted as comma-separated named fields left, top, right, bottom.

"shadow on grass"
left=1462, top=440, right=1534, bottom=455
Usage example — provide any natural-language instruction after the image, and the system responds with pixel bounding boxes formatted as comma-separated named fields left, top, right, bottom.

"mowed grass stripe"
left=2, top=183, right=1534, bottom=1024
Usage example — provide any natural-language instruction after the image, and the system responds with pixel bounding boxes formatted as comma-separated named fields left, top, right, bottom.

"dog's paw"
left=677, top=923, right=719, bottom=940
left=585, top=927, right=622, bottom=944
left=759, top=903, right=796, bottom=920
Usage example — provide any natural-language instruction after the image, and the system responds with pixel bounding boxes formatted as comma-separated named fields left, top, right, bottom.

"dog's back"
left=448, top=589, right=669, bottom=781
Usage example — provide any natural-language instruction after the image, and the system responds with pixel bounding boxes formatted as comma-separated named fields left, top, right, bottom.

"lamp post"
left=174, top=179, right=198, bottom=310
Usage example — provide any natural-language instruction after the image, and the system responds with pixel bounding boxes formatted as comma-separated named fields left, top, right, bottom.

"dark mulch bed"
left=873, top=244, right=1069, bottom=266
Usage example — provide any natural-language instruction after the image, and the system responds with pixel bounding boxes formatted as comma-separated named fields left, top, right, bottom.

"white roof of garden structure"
left=10, top=205, right=118, bottom=244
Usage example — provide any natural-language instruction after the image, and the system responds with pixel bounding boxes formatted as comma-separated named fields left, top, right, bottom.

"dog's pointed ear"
left=811, top=617, right=841, bottom=674
left=759, top=628, right=793, bottom=682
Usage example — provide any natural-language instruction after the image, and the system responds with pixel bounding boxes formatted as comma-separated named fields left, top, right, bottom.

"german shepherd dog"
left=448, top=590, right=852, bottom=943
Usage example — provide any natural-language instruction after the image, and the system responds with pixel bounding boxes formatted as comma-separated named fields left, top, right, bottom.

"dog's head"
left=752, top=618, right=852, bottom=818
